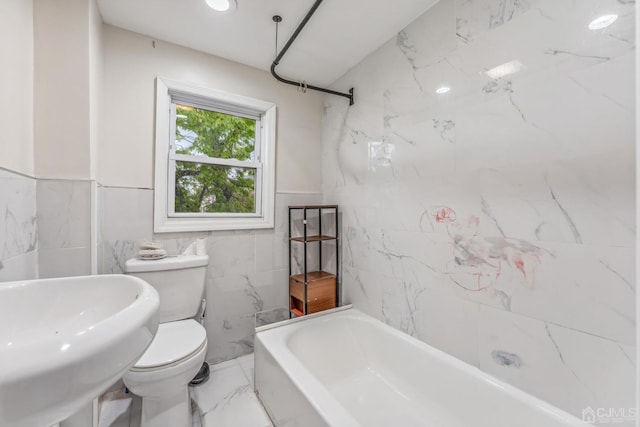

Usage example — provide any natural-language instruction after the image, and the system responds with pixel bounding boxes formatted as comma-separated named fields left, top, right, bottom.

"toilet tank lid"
left=125, top=254, right=209, bottom=273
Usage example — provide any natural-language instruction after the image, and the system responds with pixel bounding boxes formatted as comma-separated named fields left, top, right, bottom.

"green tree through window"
left=174, top=104, right=257, bottom=213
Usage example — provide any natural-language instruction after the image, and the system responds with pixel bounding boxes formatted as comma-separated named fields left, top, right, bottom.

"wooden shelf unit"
left=288, top=205, right=339, bottom=317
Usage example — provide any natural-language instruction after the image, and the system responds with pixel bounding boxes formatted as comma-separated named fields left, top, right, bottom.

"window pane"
left=174, top=161, right=256, bottom=214
left=175, top=104, right=256, bottom=161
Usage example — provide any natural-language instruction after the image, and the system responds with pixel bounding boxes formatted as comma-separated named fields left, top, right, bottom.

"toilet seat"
left=132, top=319, right=206, bottom=370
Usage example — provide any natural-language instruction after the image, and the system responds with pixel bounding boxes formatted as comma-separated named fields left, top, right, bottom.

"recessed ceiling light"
left=486, top=60, right=525, bottom=79
left=435, top=86, right=451, bottom=94
left=588, top=14, right=618, bottom=30
left=205, top=0, right=237, bottom=13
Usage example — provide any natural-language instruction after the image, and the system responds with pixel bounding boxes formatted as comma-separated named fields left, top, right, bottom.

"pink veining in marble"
left=430, top=206, right=542, bottom=292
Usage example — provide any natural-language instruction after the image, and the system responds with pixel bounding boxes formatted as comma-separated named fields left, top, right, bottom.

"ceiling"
left=97, top=0, right=439, bottom=87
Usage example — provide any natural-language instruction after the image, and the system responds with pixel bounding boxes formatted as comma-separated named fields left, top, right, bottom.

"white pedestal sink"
left=0, top=274, right=160, bottom=427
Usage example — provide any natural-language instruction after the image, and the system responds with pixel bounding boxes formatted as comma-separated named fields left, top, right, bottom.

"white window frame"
left=154, top=77, right=276, bottom=232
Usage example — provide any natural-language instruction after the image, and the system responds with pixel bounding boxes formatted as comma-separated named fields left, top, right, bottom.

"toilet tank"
left=125, top=255, right=209, bottom=323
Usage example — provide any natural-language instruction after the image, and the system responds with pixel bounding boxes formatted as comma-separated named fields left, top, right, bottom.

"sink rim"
left=1, top=274, right=151, bottom=339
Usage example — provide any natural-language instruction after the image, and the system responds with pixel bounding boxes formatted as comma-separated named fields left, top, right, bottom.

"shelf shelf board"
left=290, top=235, right=337, bottom=243
left=288, top=205, right=338, bottom=209
left=290, top=308, right=304, bottom=317
left=290, top=270, right=336, bottom=283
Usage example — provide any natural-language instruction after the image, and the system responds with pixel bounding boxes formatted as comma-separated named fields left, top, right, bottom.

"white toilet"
left=123, top=254, right=209, bottom=427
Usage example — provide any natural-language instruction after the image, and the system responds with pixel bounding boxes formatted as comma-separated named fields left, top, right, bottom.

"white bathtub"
left=254, top=306, right=587, bottom=427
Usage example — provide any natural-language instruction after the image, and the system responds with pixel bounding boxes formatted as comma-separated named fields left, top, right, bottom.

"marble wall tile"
left=99, top=188, right=321, bottom=363
left=39, top=247, right=92, bottom=278
left=322, top=0, right=635, bottom=419
left=101, top=240, right=138, bottom=274
left=414, top=290, right=482, bottom=367
left=37, top=180, right=91, bottom=249
left=208, top=231, right=256, bottom=279
left=205, top=314, right=256, bottom=363
left=0, top=251, right=38, bottom=282
left=206, top=270, right=289, bottom=323
left=0, top=169, right=37, bottom=281
left=202, top=193, right=321, bottom=362
left=456, top=0, right=536, bottom=44
left=37, top=179, right=93, bottom=278
left=255, top=230, right=287, bottom=273
left=477, top=306, right=635, bottom=426
left=255, top=307, right=289, bottom=328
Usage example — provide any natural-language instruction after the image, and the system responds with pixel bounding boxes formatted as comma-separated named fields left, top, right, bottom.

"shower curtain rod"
left=271, top=0, right=355, bottom=106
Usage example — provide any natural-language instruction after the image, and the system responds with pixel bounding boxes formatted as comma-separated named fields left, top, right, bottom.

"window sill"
left=153, top=214, right=275, bottom=233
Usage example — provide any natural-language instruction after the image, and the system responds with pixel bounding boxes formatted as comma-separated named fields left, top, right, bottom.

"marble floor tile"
left=200, top=383, right=272, bottom=427
left=190, top=358, right=251, bottom=415
left=195, top=354, right=272, bottom=427
left=236, top=353, right=255, bottom=386
left=98, top=354, right=272, bottom=427
left=98, top=387, right=134, bottom=427
left=97, top=383, right=139, bottom=427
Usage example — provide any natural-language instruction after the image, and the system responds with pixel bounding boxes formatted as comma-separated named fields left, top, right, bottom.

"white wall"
left=34, top=0, right=92, bottom=180
left=0, top=0, right=34, bottom=177
left=89, top=0, right=103, bottom=181
left=101, top=25, right=324, bottom=192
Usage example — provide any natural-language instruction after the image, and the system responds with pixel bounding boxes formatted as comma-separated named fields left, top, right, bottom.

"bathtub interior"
left=287, top=315, right=495, bottom=425
left=272, top=310, right=585, bottom=427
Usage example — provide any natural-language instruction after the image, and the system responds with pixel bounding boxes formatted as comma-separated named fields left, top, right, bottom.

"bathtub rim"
left=255, top=304, right=353, bottom=334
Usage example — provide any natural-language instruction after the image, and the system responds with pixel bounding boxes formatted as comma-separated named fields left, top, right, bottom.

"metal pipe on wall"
left=271, top=0, right=355, bottom=105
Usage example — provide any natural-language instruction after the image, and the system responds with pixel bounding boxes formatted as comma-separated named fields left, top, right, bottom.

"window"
left=154, top=77, right=276, bottom=232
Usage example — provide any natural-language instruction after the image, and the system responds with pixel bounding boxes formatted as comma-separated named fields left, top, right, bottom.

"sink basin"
left=0, top=274, right=159, bottom=427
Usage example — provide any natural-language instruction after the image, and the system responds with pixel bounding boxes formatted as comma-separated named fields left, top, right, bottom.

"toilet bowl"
left=122, top=255, right=209, bottom=427
left=124, top=320, right=207, bottom=426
